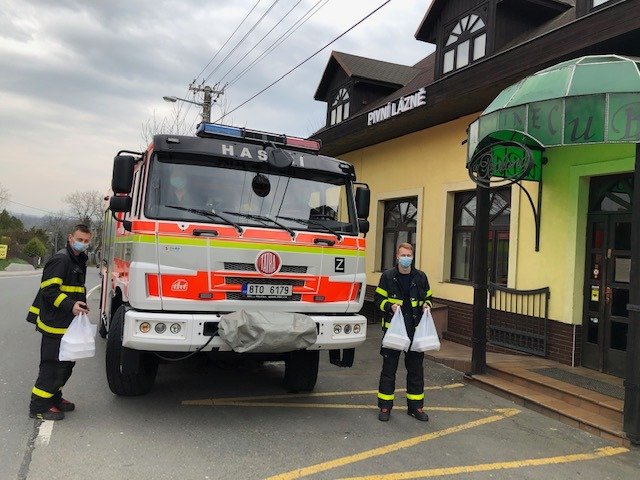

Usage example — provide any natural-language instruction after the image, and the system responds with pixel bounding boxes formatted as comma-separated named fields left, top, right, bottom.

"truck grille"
left=223, top=262, right=308, bottom=274
left=226, top=293, right=302, bottom=301
left=225, top=277, right=306, bottom=287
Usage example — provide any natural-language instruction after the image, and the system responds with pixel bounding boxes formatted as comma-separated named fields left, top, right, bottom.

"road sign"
left=0, top=244, right=7, bottom=260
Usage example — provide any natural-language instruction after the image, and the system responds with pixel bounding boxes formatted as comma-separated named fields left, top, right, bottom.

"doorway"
left=582, top=174, right=633, bottom=377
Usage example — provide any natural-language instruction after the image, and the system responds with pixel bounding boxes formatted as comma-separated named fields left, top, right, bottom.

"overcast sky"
left=0, top=0, right=434, bottom=216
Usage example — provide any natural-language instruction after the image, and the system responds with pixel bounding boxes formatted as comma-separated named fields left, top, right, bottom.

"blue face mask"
left=170, top=175, right=187, bottom=189
left=398, top=256, right=413, bottom=268
left=72, top=241, right=89, bottom=253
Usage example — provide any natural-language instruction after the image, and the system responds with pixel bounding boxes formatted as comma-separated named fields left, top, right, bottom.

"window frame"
left=450, top=187, right=511, bottom=285
left=380, top=196, right=419, bottom=271
left=329, top=86, right=351, bottom=126
left=441, top=11, right=487, bottom=75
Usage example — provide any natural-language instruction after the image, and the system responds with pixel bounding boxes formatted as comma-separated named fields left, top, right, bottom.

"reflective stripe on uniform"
left=29, top=305, right=40, bottom=315
left=382, top=321, right=391, bottom=329
left=406, top=392, right=425, bottom=401
left=32, top=386, right=54, bottom=398
left=377, top=392, right=394, bottom=401
left=379, top=299, right=389, bottom=312
left=36, top=317, right=67, bottom=335
left=60, top=285, right=85, bottom=293
left=375, top=286, right=388, bottom=296
left=40, top=277, right=63, bottom=288
left=411, top=300, right=419, bottom=307
left=53, top=293, right=68, bottom=307
left=426, top=289, right=432, bottom=297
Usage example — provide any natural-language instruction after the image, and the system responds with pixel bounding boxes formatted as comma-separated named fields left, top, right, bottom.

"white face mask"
left=398, top=256, right=413, bottom=268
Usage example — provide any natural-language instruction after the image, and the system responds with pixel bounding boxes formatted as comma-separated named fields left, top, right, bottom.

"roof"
left=313, top=51, right=420, bottom=100
left=415, top=0, right=575, bottom=43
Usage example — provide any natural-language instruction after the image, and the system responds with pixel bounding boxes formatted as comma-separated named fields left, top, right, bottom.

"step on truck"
left=99, top=122, right=371, bottom=395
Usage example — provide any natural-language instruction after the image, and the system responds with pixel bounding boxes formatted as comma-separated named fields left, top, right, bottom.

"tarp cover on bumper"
left=218, top=310, right=317, bottom=353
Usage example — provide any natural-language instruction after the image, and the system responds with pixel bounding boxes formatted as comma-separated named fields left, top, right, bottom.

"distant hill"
left=11, top=212, right=46, bottom=229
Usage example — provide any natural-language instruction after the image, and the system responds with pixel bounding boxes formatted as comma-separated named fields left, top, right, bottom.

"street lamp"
left=163, top=84, right=220, bottom=123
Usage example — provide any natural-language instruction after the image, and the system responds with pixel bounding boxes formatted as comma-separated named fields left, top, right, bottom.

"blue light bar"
left=197, top=123, right=243, bottom=138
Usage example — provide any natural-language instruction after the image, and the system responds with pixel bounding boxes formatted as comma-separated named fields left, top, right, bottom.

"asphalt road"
left=1, top=270, right=639, bottom=480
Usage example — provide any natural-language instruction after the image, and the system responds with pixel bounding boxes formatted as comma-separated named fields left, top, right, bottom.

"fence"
left=487, top=282, right=550, bottom=356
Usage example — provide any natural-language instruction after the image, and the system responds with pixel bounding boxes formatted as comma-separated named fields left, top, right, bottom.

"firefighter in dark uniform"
left=375, top=242, right=432, bottom=422
left=27, top=224, right=92, bottom=420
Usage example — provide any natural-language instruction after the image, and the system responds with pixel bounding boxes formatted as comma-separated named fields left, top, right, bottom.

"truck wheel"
left=283, top=350, right=319, bottom=392
left=106, top=306, right=158, bottom=396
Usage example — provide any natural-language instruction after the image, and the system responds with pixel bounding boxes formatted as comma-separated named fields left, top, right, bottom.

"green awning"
left=468, top=55, right=640, bottom=162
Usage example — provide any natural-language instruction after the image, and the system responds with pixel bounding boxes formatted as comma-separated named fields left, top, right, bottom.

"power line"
left=4, top=199, right=73, bottom=218
left=202, top=0, right=283, bottom=84
left=217, top=0, right=304, bottom=84
left=192, top=0, right=264, bottom=83
left=227, top=0, right=330, bottom=88
left=215, top=0, right=393, bottom=122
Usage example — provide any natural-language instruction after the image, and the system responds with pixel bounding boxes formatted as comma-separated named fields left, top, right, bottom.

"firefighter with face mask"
left=375, top=242, right=433, bottom=422
left=27, top=224, right=92, bottom=420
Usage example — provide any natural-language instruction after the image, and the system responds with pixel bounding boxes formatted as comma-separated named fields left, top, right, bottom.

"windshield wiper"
left=276, top=215, right=342, bottom=240
left=165, top=205, right=243, bottom=234
left=223, top=211, right=296, bottom=239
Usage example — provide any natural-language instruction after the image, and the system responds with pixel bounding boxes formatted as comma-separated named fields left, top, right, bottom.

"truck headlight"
left=139, top=322, right=151, bottom=333
left=333, top=325, right=342, bottom=334
left=353, top=324, right=361, bottom=334
left=344, top=324, right=352, bottom=334
left=155, top=323, right=167, bottom=334
left=170, top=323, right=181, bottom=334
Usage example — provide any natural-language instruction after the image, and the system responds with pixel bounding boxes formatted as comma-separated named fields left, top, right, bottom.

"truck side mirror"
left=355, top=186, right=370, bottom=219
left=112, top=155, right=135, bottom=194
left=358, top=219, right=370, bottom=235
left=109, top=195, right=132, bottom=213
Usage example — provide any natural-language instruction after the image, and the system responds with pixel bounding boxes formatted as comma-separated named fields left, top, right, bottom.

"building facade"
left=312, top=0, right=640, bottom=376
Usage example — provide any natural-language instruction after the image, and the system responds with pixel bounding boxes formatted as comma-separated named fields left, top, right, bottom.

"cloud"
left=0, top=0, right=434, bottom=215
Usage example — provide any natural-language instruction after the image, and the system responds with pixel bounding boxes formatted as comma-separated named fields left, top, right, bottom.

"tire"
left=106, top=306, right=158, bottom=396
left=283, top=350, right=319, bottom=392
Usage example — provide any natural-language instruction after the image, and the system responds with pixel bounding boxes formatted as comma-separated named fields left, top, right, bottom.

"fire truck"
left=99, top=122, right=370, bottom=396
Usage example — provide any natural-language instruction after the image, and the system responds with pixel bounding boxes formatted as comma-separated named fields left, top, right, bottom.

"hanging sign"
left=367, top=88, right=427, bottom=126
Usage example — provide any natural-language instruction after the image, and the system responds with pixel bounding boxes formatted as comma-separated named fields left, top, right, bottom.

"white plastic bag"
left=59, top=313, right=97, bottom=361
left=410, top=309, right=441, bottom=352
left=381, top=308, right=411, bottom=351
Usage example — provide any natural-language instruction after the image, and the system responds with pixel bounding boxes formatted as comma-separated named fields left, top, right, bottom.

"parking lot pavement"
left=25, top=318, right=639, bottom=480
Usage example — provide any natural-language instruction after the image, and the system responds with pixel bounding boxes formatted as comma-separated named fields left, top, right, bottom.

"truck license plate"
left=242, top=284, right=292, bottom=298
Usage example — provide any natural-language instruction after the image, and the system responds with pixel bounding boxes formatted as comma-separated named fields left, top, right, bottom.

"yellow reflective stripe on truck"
left=116, top=234, right=365, bottom=257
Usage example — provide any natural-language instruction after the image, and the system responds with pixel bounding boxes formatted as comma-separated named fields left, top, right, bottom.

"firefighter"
left=375, top=242, right=432, bottom=422
left=27, top=224, right=92, bottom=420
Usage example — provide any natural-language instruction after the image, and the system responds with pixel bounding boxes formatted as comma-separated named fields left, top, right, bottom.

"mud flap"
left=329, top=348, right=355, bottom=367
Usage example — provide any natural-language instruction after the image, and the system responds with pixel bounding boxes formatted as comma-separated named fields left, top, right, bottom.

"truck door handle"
left=605, top=286, right=612, bottom=304
left=313, top=238, right=335, bottom=246
left=193, top=229, right=219, bottom=237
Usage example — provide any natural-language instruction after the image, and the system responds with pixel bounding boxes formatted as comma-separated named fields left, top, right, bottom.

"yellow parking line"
left=182, top=383, right=465, bottom=405
left=190, top=400, right=488, bottom=412
left=337, top=446, right=629, bottom=480
left=265, top=408, right=520, bottom=480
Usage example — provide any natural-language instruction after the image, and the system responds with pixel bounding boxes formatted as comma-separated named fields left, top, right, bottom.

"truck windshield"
left=145, top=155, right=356, bottom=234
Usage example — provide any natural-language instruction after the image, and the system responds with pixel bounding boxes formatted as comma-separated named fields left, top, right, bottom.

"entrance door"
left=582, top=175, right=633, bottom=377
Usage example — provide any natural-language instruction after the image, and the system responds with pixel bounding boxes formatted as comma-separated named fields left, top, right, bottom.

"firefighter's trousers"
left=377, top=347, right=425, bottom=410
left=30, top=335, right=75, bottom=413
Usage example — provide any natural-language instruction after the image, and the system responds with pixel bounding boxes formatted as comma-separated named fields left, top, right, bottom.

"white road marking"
left=86, top=284, right=101, bottom=299
left=35, top=420, right=54, bottom=446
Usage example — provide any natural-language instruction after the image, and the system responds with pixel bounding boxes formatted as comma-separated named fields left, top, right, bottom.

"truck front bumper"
left=122, top=310, right=367, bottom=352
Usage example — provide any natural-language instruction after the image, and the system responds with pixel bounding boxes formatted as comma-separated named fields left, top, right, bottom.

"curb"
left=0, top=268, right=43, bottom=277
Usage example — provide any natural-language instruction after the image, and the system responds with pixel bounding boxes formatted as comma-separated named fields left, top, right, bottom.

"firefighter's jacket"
left=375, top=267, right=433, bottom=331
left=26, top=245, right=88, bottom=337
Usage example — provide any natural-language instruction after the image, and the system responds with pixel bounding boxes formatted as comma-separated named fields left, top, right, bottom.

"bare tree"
left=140, top=105, right=195, bottom=148
left=63, top=190, right=105, bottom=228
left=0, top=183, right=9, bottom=210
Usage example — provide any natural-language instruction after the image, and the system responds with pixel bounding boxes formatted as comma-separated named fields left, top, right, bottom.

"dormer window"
left=330, top=87, right=350, bottom=125
left=442, top=14, right=487, bottom=75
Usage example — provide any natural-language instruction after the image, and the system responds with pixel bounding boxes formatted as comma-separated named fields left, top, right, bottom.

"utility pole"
left=188, top=84, right=224, bottom=123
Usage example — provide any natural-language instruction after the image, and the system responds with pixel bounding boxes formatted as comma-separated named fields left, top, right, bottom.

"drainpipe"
left=624, top=144, right=640, bottom=445
left=471, top=182, right=490, bottom=374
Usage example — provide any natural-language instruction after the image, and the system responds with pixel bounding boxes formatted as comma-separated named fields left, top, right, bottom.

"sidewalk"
left=426, top=340, right=630, bottom=446
left=0, top=266, right=42, bottom=277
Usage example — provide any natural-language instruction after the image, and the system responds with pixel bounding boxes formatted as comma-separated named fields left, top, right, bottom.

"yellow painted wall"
left=339, top=113, right=636, bottom=326
left=341, top=113, right=480, bottom=306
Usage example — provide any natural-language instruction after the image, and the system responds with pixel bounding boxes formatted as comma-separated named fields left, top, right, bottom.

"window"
left=451, top=188, right=511, bottom=284
left=330, top=87, right=350, bottom=126
left=381, top=197, right=418, bottom=271
left=442, top=13, right=487, bottom=74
